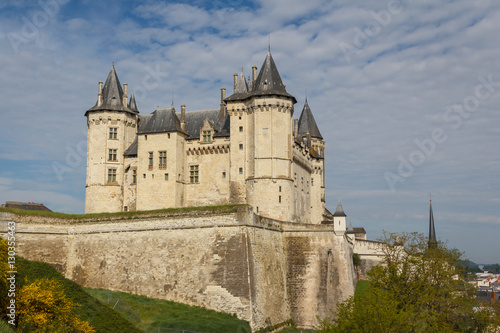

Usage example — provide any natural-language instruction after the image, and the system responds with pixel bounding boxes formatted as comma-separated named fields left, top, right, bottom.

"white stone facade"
left=85, top=52, right=327, bottom=225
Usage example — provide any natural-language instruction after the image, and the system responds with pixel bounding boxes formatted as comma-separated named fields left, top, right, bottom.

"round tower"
left=84, top=65, right=138, bottom=213
left=226, top=50, right=297, bottom=221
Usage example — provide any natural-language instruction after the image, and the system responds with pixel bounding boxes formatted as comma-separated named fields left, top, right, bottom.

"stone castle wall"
left=0, top=209, right=356, bottom=330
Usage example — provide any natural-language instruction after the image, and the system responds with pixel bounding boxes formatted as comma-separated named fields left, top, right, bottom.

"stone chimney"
left=181, top=104, right=186, bottom=131
left=233, top=73, right=238, bottom=92
left=219, top=88, right=226, bottom=122
left=98, top=81, right=103, bottom=106
left=294, top=119, right=298, bottom=140
left=252, top=66, right=257, bottom=85
left=123, top=83, right=128, bottom=106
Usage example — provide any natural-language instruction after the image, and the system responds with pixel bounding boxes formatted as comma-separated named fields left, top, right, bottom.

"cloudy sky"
left=0, top=0, right=498, bottom=263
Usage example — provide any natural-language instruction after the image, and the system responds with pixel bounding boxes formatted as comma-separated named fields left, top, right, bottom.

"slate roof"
left=123, top=137, right=138, bottom=156
left=180, top=109, right=230, bottom=140
left=226, top=50, right=296, bottom=103
left=297, top=98, right=323, bottom=140
left=85, top=65, right=139, bottom=116
left=333, top=200, right=347, bottom=217
left=138, top=107, right=183, bottom=134
left=128, top=92, right=138, bottom=112
left=2, top=201, right=52, bottom=211
left=129, top=106, right=230, bottom=142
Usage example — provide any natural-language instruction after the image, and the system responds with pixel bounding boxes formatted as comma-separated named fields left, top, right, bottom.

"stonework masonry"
left=1, top=209, right=358, bottom=330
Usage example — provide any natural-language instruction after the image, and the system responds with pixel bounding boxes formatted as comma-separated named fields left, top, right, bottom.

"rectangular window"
left=239, top=126, right=243, bottom=132
left=107, top=168, right=116, bottom=183
left=202, top=130, right=211, bottom=143
left=239, top=144, right=243, bottom=150
left=279, top=195, right=281, bottom=203
left=239, top=167, right=243, bottom=175
left=159, top=151, right=167, bottom=169
left=108, top=149, right=117, bottom=161
left=165, top=173, right=169, bottom=181
left=222, top=172, right=226, bottom=178
left=109, top=127, right=117, bottom=139
left=132, top=169, right=137, bottom=184
left=190, top=165, right=199, bottom=183
left=148, top=152, right=153, bottom=169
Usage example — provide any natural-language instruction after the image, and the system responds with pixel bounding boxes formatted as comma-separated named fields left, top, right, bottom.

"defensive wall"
left=353, top=238, right=385, bottom=280
left=0, top=207, right=356, bottom=330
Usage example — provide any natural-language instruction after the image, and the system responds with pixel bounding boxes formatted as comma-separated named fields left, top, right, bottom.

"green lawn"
left=276, top=328, right=316, bottom=333
left=0, top=204, right=246, bottom=221
left=355, top=279, right=371, bottom=297
left=85, top=288, right=252, bottom=333
left=2, top=258, right=142, bottom=332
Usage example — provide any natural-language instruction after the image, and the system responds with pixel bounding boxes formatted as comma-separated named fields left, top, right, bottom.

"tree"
left=17, top=278, right=95, bottom=333
left=319, top=232, right=500, bottom=333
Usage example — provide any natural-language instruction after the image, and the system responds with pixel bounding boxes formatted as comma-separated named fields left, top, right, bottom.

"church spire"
left=429, top=199, right=437, bottom=248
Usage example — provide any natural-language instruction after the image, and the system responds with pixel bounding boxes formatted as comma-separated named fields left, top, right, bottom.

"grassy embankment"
left=0, top=204, right=247, bottom=222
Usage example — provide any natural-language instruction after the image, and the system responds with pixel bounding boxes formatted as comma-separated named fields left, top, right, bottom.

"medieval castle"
left=85, top=50, right=331, bottom=226
left=0, top=50, right=384, bottom=331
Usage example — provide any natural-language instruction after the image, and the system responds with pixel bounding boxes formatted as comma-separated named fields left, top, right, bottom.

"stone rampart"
left=0, top=208, right=356, bottom=330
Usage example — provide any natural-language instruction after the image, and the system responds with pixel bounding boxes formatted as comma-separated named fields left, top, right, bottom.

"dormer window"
left=202, top=130, right=212, bottom=143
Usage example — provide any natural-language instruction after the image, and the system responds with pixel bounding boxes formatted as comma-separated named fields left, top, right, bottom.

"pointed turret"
left=85, top=64, right=139, bottom=116
left=251, top=50, right=296, bottom=102
left=128, top=92, right=138, bottom=111
left=333, top=200, right=347, bottom=217
left=235, top=68, right=249, bottom=94
left=333, top=200, right=347, bottom=235
left=102, top=64, right=123, bottom=107
left=297, top=98, right=323, bottom=140
left=429, top=200, right=437, bottom=248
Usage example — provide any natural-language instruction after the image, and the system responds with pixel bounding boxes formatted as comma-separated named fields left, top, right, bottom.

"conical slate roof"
left=235, top=69, right=249, bottom=94
left=297, top=98, right=323, bottom=140
left=128, top=92, right=138, bottom=111
left=429, top=200, right=437, bottom=248
left=225, top=50, right=296, bottom=103
left=333, top=200, right=347, bottom=217
left=85, top=65, right=139, bottom=116
left=102, top=65, right=124, bottom=107
left=251, top=50, right=296, bottom=102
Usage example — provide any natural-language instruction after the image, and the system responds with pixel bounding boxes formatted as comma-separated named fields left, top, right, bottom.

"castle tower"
left=296, top=99, right=325, bottom=224
left=333, top=200, right=347, bottom=235
left=84, top=65, right=139, bottom=213
left=225, top=50, right=297, bottom=221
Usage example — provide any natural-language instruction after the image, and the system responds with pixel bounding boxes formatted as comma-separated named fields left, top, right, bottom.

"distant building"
left=0, top=201, right=52, bottom=212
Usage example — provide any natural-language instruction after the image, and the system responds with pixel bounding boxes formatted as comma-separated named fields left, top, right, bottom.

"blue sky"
left=0, top=0, right=499, bottom=263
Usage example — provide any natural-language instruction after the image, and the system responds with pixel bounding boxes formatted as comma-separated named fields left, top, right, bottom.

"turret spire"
left=297, top=99, right=323, bottom=140
left=85, top=64, right=138, bottom=116
left=333, top=200, right=346, bottom=217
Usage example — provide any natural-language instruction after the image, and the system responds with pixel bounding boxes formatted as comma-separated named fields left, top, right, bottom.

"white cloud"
left=0, top=0, right=499, bottom=262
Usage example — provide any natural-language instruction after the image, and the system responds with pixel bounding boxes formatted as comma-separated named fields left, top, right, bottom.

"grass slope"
left=85, top=288, right=252, bottom=333
left=11, top=258, right=142, bottom=332
left=354, top=280, right=370, bottom=298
